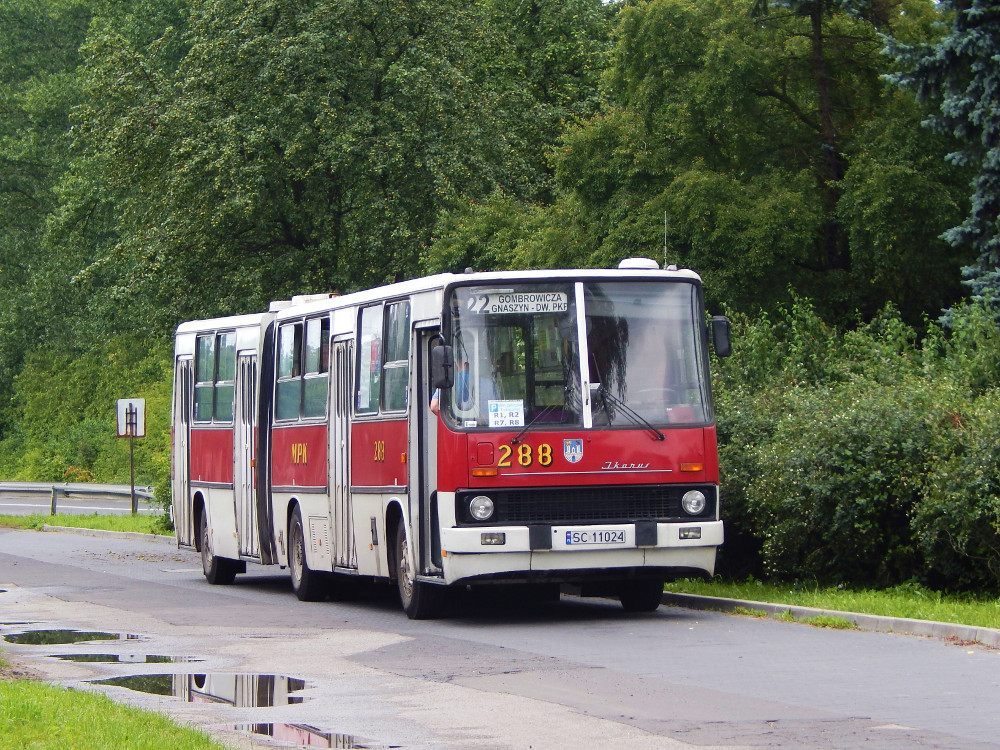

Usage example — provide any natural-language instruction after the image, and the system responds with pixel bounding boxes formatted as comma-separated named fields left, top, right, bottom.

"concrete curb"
left=661, top=592, right=1000, bottom=648
left=41, top=524, right=176, bottom=546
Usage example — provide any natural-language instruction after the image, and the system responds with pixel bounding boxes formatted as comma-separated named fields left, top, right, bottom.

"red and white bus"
left=171, top=259, right=731, bottom=618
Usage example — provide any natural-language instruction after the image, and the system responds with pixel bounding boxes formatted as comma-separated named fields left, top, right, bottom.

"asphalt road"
left=2, top=527, right=999, bottom=750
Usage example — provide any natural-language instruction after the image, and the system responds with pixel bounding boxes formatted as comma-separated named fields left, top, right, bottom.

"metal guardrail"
left=0, top=482, right=155, bottom=513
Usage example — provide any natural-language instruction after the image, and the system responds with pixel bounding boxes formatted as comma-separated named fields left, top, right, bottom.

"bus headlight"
left=469, top=495, right=495, bottom=522
left=681, top=490, right=707, bottom=515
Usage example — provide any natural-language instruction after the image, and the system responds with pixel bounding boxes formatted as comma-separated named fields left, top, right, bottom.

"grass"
left=731, top=605, right=857, bottom=630
left=0, top=513, right=171, bottom=536
left=0, top=679, right=230, bottom=750
left=666, top=578, right=1000, bottom=630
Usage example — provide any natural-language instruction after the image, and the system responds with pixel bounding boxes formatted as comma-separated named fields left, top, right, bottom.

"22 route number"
left=497, top=443, right=553, bottom=468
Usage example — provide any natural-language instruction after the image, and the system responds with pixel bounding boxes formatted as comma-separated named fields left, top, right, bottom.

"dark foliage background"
left=1, top=0, right=997, bottom=590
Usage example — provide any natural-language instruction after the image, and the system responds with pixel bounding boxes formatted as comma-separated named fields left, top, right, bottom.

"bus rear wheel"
left=619, top=579, right=664, bottom=612
left=395, top=523, right=445, bottom=620
left=289, top=506, right=326, bottom=602
left=200, top=512, right=238, bottom=585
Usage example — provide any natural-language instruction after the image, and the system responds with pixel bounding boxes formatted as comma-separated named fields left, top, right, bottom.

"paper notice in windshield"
left=468, top=291, right=568, bottom=315
left=488, top=400, right=525, bottom=428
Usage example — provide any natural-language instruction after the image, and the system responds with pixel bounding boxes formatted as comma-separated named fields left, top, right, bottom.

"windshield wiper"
left=595, top=385, right=664, bottom=441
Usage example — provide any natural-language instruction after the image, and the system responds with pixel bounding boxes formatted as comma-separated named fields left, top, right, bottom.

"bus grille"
left=456, top=485, right=716, bottom=525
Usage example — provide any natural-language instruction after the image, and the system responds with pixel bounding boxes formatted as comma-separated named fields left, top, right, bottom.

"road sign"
left=117, top=399, right=146, bottom=438
left=116, top=398, right=146, bottom=514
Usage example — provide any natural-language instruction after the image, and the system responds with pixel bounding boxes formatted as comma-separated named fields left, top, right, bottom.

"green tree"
left=503, top=0, right=969, bottom=324
left=886, top=0, right=1000, bottom=310
left=471, top=0, right=612, bottom=203
left=0, top=0, right=94, bottom=428
left=63, top=0, right=611, bottom=329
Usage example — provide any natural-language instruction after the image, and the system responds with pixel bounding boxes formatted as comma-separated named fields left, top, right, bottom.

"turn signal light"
left=680, top=462, right=704, bottom=472
left=471, top=467, right=498, bottom=477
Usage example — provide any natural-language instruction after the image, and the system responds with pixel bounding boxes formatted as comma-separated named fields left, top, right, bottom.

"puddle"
left=230, top=724, right=396, bottom=748
left=3, top=630, right=142, bottom=645
left=91, top=673, right=308, bottom=706
left=52, top=654, right=201, bottom=664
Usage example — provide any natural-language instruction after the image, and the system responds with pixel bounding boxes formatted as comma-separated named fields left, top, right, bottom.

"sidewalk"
left=41, top=524, right=175, bottom=544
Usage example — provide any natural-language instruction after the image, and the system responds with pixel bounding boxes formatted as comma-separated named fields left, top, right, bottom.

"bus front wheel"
left=395, top=524, right=445, bottom=620
left=618, top=579, right=664, bottom=612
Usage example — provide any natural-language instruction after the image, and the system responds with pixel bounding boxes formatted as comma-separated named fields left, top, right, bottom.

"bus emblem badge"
left=564, top=439, right=584, bottom=464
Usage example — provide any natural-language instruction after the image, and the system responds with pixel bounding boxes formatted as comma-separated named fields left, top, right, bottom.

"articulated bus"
left=171, top=258, right=732, bottom=618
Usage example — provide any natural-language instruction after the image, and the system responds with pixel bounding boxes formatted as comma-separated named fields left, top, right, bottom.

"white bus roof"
left=269, top=264, right=703, bottom=321
left=173, top=263, right=704, bottom=330
left=175, top=311, right=272, bottom=335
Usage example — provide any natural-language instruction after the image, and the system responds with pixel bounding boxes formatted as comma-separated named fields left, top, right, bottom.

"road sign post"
left=116, top=399, right=146, bottom=515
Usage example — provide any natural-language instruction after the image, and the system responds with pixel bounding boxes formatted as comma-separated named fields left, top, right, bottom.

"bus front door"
left=414, top=326, right=441, bottom=574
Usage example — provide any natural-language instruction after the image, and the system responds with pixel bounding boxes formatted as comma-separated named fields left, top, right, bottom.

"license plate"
left=554, top=526, right=632, bottom=549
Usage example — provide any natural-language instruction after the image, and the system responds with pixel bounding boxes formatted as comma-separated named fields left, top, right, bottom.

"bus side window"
left=214, top=332, right=236, bottom=421
left=382, top=301, right=410, bottom=412
left=276, top=323, right=302, bottom=420
left=302, top=317, right=329, bottom=418
left=194, top=332, right=236, bottom=423
left=357, top=305, right=382, bottom=414
left=194, top=334, right=215, bottom=422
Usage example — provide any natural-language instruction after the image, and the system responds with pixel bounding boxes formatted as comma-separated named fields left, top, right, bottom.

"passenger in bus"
left=475, top=359, right=500, bottom=403
left=455, top=360, right=472, bottom=408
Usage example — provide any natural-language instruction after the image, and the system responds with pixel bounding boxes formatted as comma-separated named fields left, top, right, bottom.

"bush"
left=748, top=380, right=936, bottom=586
left=915, top=389, right=1000, bottom=589
left=715, top=300, right=1000, bottom=593
left=0, top=335, right=172, bottom=495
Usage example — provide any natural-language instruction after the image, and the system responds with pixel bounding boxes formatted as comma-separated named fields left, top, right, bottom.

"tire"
left=395, top=523, right=445, bottom=620
left=619, top=579, right=664, bottom=612
left=289, top=506, right=326, bottom=601
left=200, top=511, right=238, bottom=585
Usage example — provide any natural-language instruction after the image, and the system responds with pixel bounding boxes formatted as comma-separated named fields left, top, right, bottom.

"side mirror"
left=710, top=316, right=732, bottom=358
left=431, top=344, right=454, bottom=388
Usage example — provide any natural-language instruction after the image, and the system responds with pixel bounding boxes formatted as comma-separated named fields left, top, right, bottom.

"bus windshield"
left=445, top=279, right=710, bottom=429
left=447, top=283, right=580, bottom=428
left=585, top=281, right=709, bottom=428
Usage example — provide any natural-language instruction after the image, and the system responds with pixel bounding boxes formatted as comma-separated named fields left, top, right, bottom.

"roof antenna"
left=663, top=212, right=669, bottom=269
left=663, top=212, right=679, bottom=271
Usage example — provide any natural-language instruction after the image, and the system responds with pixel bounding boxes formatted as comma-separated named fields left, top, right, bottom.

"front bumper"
left=438, top=520, right=723, bottom=585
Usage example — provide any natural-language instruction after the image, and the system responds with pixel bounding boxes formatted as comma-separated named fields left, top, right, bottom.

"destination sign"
left=467, top=291, right=569, bottom=315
